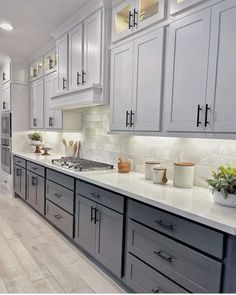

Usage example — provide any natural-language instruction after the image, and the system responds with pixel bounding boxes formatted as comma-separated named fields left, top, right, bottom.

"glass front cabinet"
left=29, top=57, right=44, bottom=81
left=170, top=0, right=205, bottom=15
left=44, top=48, right=57, bottom=75
left=112, top=0, right=165, bottom=42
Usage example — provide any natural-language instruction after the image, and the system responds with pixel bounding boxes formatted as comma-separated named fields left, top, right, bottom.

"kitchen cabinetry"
left=30, top=78, right=44, bottom=129
left=44, top=48, right=57, bottom=76
left=1, top=63, right=10, bottom=84
left=29, top=57, right=44, bottom=82
left=26, top=170, right=45, bottom=215
left=56, top=34, right=68, bottom=94
left=112, top=0, right=165, bottom=42
left=166, top=8, right=211, bottom=132
left=170, top=0, right=206, bottom=15
left=75, top=182, right=124, bottom=277
left=1, top=82, right=11, bottom=112
left=206, top=0, right=236, bottom=133
left=110, top=27, right=164, bottom=132
left=44, top=73, right=62, bottom=129
left=13, top=158, right=26, bottom=200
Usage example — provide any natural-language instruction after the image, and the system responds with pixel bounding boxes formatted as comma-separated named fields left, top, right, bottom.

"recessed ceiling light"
left=0, top=23, right=13, bottom=31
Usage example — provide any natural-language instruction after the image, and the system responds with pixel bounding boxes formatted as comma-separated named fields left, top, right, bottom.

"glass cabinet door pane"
left=115, top=4, right=132, bottom=34
left=139, top=0, right=159, bottom=22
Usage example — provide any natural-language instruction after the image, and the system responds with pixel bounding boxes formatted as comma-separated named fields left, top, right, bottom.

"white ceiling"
left=0, top=0, right=89, bottom=63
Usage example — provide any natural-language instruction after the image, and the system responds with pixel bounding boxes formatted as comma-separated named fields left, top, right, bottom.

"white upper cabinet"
left=132, top=28, right=164, bottom=131
left=56, top=34, right=68, bottom=93
left=206, top=0, right=236, bottom=133
left=1, top=82, right=11, bottom=112
left=112, top=0, right=165, bottom=42
left=1, top=63, right=11, bottom=84
left=30, top=78, right=44, bottom=129
left=44, top=73, right=62, bottom=129
left=170, top=0, right=206, bottom=15
left=110, top=28, right=164, bottom=132
left=110, top=42, right=134, bottom=131
left=69, top=23, right=83, bottom=90
left=29, top=57, right=44, bottom=82
left=166, top=8, right=211, bottom=132
left=83, top=9, right=102, bottom=87
left=44, top=48, right=57, bottom=76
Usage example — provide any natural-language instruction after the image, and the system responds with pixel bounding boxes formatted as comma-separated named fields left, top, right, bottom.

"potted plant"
left=207, top=166, right=236, bottom=207
left=28, top=131, right=43, bottom=153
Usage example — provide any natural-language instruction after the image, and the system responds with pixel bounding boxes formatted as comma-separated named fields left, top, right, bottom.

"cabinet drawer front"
left=126, top=253, right=188, bottom=293
left=14, top=156, right=26, bottom=168
left=76, top=180, right=124, bottom=213
left=27, top=161, right=45, bottom=177
left=46, top=180, right=74, bottom=214
left=46, top=200, right=73, bottom=238
left=128, top=200, right=224, bottom=259
left=127, top=220, right=222, bottom=293
left=47, top=169, right=74, bottom=190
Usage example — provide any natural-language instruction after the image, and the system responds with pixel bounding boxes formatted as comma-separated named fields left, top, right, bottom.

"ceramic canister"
left=173, top=162, right=195, bottom=188
left=153, top=167, right=168, bottom=185
left=145, top=161, right=160, bottom=180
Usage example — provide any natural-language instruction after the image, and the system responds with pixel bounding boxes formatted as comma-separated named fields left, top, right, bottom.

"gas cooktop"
left=51, top=157, right=114, bottom=172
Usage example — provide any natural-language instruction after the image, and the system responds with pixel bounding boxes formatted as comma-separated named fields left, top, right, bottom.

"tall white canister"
left=173, top=162, right=195, bottom=188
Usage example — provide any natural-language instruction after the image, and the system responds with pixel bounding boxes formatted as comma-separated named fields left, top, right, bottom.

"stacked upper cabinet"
left=166, top=0, right=236, bottom=134
left=110, top=27, right=164, bottom=132
left=112, top=0, right=165, bottom=42
left=68, top=10, right=102, bottom=91
left=56, top=34, right=69, bottom=94
left=30, top=78, right=44, bottom=129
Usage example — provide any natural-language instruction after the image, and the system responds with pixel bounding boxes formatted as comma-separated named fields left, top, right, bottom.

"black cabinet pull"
left=2, top=72, right=5, bottom=81
left=77, top=72, right=81, bottom=86
left=90, top=206, right=96, bottom=223
left=126, top=111, right=130, bottom=127
left=33, top=118, right=37, bottom=127
left=2, top=101, right=6, bottom=110
left=153, top=250, right=173, bottom=263
left=49, top=117, right=53, bottom=127
left=196, top=104, right=202, bottom=127
left=154, top=220, right=174, bottom=231
left=54, top=193, right=61, bottom=198
left=82, top=71, right=86, bottom=84
left=94, top=208, right=99, bottom=224
left=31, top=176, right=38, bottom=186
left=130, top=110, right=134, bottom=127
left=133, top=9, right=138, bottom=27
left=128, top=11, right=133, bottom=29
left=63, top=78, right=66, bottom=90
left=54, top=214, right=62, bottom=220
left=204, top=104, right=210, bottom=127
left=90, top=192, right=100, bottom=198
left=152, top=289, right=160, bottom=293
left=16, top=168, right=22, bottom=177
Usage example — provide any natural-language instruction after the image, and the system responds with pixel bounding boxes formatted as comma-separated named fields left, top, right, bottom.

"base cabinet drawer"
left=27, top=161, right=45, bottom=177
left=128, top=199, right=224, bottom=259
left=46, top=180, right=74, bottom=214
left=127, top=219, right=222, bottom=293
left=47, top=169, right=74, bottom=190
left=126, top=254, right=188, bottom=293
left=46, top=200, right=73, bottom=238
left=13, top=156, right=26, bottom=168
left=14, top=165, right=26, bottom=200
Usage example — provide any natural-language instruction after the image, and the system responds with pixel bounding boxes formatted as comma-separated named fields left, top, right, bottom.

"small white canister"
left=145, top=161, right=160, bottom=180
left=173, top=162, right=195, bottom=188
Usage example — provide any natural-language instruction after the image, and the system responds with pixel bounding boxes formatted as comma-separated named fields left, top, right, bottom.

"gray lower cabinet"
left=14, top=165, right=26, bottom=200
left=26, top=171, right=45, bottom=215
left=75, top=194, right=123, bottom=277
left=126, top=253, right=188, bottom=293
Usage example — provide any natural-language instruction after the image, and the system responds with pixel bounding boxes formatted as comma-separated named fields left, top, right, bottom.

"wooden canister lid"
left=174, top=162, right=195, bottom=167
left=145, top=161, right=160, bottom=165
left=153, top=167, right=167, bottom=170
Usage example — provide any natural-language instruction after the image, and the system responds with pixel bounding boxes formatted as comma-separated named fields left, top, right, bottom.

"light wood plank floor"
left=0, top=186, right=125, bottom=293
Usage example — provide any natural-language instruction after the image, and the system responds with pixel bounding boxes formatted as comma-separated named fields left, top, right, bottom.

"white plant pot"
left=213, top=190, right=236, bottom=208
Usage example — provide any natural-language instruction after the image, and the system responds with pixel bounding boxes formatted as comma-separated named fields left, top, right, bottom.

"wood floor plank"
left=33, top=276, right=66, bottom=293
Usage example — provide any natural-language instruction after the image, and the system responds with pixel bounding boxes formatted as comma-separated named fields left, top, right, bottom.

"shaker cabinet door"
left=165, top=8, right=211, bottom=132
left=27, top=172, right=45, bottom=215
left=74, top=195, right=96, bottom=256
left=14, top=166, right=26, bottom=200
left=69, top=23, right=83, bottom=90
left=44, top=73, right=62, bottom=129
left=206, top=0, right=236, bottom=133
left=83, top=10, right=102, bottom=87
left=132, top=28, right=164, bottom=132
left=95, top=204, right=123, bottom=278
left=110, top=42, right=133, bottom=131
left=30, top=78, right=44, bottom=129
left=56, top=34, right=68, bottom=93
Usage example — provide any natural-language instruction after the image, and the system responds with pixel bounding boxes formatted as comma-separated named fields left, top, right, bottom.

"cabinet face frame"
left=170, top=0, right=206, bottom=15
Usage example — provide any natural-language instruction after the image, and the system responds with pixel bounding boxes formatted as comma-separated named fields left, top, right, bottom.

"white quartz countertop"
left=14, top=152, right=236, bottom=235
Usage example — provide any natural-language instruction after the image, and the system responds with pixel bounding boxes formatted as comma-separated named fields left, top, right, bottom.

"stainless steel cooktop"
left=51, top=157, right=114, bottom=172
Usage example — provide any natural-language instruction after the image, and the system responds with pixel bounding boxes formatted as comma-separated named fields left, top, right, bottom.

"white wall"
left=14, top=106, right=236, bottom=189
